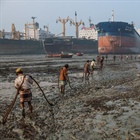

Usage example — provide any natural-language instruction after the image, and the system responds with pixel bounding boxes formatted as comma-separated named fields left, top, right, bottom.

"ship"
left=46, top=52, right=73, bottom=58
left=44, top=37, right=98, bottom=54
left=76, top=52, right=84, bottom=56
left=43, top=37, right=98, bottom=54
left=96, top=11, right=140, bottom=54
left=0, top=15, right=98, bottom=55
left=43, top=21, right=98, bottom=54
left=43, top=37, right=72, bottom=53
left=0, top=38, right=45, bottom=55
left=43, top=15, right=98, bottom=54
left=0, top=18, right=54, bottom=55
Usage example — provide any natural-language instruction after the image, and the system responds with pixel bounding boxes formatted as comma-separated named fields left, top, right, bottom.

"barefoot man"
left=15, top=68, right=33, bottom=118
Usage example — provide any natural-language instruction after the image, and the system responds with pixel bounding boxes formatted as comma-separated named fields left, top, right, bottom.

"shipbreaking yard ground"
left=0, top=54, right=140, bottom=140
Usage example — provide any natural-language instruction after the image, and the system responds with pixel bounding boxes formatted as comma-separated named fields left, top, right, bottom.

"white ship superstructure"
left=0, top=20, right=54, bottom=41
left=79, top=24, right=97, bottom=40
left=24, top=22, right=54, bottom=40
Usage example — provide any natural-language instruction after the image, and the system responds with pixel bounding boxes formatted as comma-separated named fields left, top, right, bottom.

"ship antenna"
left=74, top=11, right=77, bottom=23
left=112, top=10, right=114, bottom=22
left=89, top=17, right=91, bottom=27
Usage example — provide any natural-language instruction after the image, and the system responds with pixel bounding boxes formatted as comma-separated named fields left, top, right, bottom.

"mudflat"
left=0, top=54, right=140, bottom=140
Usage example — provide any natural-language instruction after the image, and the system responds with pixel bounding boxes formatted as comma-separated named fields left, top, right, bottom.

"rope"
left=29, top=76, right=56, bottom=135
left=30, top=76, right=57, bottom=135
left=2, top=75, right=26, bottom=125
left=29, top=75, right=54, bottom=106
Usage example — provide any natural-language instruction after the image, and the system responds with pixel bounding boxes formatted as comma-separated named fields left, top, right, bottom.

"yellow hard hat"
left=16, top=67, right=23, bottom=73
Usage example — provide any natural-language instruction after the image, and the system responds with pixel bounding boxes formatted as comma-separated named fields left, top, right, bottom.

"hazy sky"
left=1, top=0, right=140, bottom=37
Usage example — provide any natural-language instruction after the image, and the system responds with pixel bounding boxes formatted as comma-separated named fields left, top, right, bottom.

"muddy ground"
left=0, top=54, right=140, bottom=140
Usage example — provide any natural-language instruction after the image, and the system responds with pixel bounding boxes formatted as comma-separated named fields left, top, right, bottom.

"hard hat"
left=16, top=67, right=23, bottom=73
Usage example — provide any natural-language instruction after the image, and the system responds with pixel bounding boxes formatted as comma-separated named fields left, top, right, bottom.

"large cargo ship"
left=0, top=19, right=53, bottom=55
left=43, top=37, right=98, bottom=54
left=96, top=21, right=140, bottom=54
left=0, top=16, right=98, bottom=55
left=46, top=15, right=98, bottom=54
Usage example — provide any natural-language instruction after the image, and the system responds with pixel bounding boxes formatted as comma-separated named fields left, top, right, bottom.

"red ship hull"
left=98, top=36, right=139, bottom=54
left=96, top=21, right=140, bottom=54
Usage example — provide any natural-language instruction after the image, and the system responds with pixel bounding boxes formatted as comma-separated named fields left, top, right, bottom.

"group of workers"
left=14, top=55, right=106, bottom=118
left=83, top=56, right=105, bottom=80
left=14, top=54, right=138, bottom=118
left=14, top=64, right=70, bottom=118
left=113, top=54, right=138, bottom=62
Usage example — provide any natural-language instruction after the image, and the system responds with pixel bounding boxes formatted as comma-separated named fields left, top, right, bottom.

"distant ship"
left=44, top=23, right=98, bottom=54
left=0, top=19, right=54, bottom=55
left=46, top=52, right=73, bottom=58
left=43, top=15, right=98, bottom=54
left=76, top=52, right=84, bottom=56
left=43, top=37, right=98, bottom=54
left=0, top=16, right=98, bottom=55
left=43, top=37, right=71, bottom=53
left=0, top=38, right=45, bottom=55
left=96, top=11, right=140, bottom=54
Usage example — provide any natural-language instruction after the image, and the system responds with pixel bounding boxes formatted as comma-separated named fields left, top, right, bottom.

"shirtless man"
left=59, top=64, right=69, bottom=95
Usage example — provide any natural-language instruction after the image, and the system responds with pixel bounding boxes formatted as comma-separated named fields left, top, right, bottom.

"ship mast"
left=112, top=10, right=114, bottom=22
left=89, top=17, right=91, bottom=27
left=70, top=11, right=84, bottom=38
left=56, top=16, right=70, bottom=37
left=31, top=17, right=36, bottom=39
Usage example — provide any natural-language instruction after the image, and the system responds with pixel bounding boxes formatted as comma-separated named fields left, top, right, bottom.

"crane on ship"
left=70, top=11, right=84, bottom=38
left=11, top=23, right=21, bottom=40
left=56, top=16, right=70, bottom=37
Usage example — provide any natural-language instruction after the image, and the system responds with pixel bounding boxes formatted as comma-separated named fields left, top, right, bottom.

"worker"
left=126, top=55, right=129, bottom=60
left=83, top=60, right=90, bottom=80
left=113, top=55, right=116, bottom=62
left=59, top=64, right=69, bottom=95
left=100, top=56, right=104, bottom=69
left=15, top=68, right=33, bottom=118
left=90, top=59, right=96, bottom=76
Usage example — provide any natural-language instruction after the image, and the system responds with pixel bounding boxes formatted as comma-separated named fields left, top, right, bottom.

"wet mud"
left=0, top=54, right=140, bottom=140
